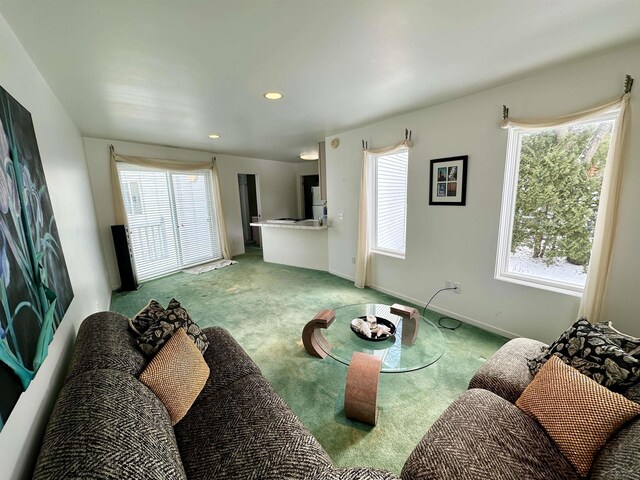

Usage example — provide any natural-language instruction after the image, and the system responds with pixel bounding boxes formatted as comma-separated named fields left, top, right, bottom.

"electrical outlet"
left=445, top=280, right=462, bottom=293
left=339, top=213, right=344, bottom=220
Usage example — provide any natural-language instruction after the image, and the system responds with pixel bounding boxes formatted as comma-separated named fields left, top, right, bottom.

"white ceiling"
left=1, top=1, right=639, bottom=163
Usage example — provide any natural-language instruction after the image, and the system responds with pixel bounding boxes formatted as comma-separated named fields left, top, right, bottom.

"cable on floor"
left=422, top=287, right=462, bottom=331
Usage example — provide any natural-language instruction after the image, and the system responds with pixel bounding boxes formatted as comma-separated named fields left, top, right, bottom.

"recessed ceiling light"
left=300, top=153, right=319, bottom=161
left=208, top=134, right=220, bottom=139
left=263, top=92, right=283, bottom=100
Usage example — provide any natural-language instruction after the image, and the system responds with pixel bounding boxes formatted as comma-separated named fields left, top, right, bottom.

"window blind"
left=117, top=164, right=222, bottom=281
left=374, top=150, right=408, bottom=255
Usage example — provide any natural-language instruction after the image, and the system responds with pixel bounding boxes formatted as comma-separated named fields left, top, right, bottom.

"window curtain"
left=501, top=93, right=631, bottom=322
left=109, top=149, right=231, bottom=259
left=354, top=139, right=412, bottom=288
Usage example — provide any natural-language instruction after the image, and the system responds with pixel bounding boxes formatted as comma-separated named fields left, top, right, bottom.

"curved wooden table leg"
left=391, top=303, right=420, bottom=346
left=344, top=352, right=382, bottom=425
left=302, top=309, right=335, bottom=358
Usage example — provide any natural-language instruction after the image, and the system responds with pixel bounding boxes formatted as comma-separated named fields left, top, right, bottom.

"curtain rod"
left=503, top=74, right=633, bottom=120
left=362, top=129, right=413, bottom=150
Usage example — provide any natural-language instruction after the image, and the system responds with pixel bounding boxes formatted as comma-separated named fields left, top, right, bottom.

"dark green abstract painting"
left=0, top=86, right=73, bottom=431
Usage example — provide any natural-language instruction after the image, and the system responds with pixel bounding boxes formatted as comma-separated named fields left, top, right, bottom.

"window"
left=122, top=180, right=143, bottom=215
left=496, top=110, right=618, bottom=295
left=370, top=149, right=409, bottom=257
left=117, top=165, right=222, bottom=281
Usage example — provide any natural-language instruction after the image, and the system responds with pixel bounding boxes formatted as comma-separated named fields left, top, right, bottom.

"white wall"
left=0, top=12, right=111, bottom=480
left=219, top=154, right=300, bottom=254
left=326, top=43, right=640, bottom=343
left=83, top=137, right=301, bottom=289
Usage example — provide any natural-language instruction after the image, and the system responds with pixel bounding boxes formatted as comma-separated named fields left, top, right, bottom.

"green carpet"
left=110, top=247, right=507, bottom=474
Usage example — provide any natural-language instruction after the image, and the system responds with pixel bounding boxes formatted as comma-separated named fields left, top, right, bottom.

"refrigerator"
left=311, top=186, right=324, bottom=220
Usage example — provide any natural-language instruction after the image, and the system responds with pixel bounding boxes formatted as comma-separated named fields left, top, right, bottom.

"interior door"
left=238, top=174, right=252, bottom=243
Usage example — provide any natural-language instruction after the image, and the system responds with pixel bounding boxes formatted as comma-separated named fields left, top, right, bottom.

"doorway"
left=238, top=173, right=261, bottom=246
left=302, top=174, right=320, bottom=219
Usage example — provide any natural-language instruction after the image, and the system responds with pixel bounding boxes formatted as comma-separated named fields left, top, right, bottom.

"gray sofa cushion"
left=591, top=417, right=640, bottom=480
left=626, top=382, right=640, bottom=403
left=174, top=373, right=334, bottom=479
left=468, top=337, right=546, bottom=403
left=400, top=388, right=579, bottom=480
left=328, top=468, right=401, bottom=479
left=199, top=326, right=262, bottom=393
left=34, top=369, right=186, bottom=480
left=66, top=311, right=147, bottom=381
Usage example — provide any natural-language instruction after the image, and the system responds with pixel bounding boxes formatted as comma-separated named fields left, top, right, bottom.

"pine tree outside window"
left=496, top=109, right=618, bottom=295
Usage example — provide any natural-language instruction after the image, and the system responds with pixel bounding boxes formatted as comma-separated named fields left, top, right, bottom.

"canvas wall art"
left=0, top=86, right=74, bottom=432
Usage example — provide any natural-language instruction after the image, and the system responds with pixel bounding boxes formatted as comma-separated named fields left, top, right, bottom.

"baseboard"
left=325, top=269, right=518, bottom=338
left=368, top=282, right=519, bottom=340
left=328, top=269, right=354, bottom=282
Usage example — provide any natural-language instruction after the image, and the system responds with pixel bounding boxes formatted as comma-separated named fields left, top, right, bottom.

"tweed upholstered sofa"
left=33, top=312, right=398, bottom=480
left=401, top=338, right=640, bottom=480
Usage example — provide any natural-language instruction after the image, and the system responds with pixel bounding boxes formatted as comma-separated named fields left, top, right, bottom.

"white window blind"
left=117, top=164, right=222, bottom=281
left=373, top=149, right=408, bottom=256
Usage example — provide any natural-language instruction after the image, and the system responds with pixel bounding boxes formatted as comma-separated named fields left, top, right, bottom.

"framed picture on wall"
left=429, top=155, right=468, bottom=206
left=0, top=85, right=74, bottom=431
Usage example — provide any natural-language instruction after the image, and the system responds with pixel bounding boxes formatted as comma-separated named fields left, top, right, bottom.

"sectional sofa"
left=33, top=312, right=639, bottom=479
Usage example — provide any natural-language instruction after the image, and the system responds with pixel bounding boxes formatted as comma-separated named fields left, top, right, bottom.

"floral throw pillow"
left=128, top=299, right=165, bottom=336
left=528, top=318, right=640, bottom=392
left=595, top=321, right=640, bottom=355
left=136, top=312, right=187, bottom=357
left=134, top=298, right=209, bottom=357
left=165, top=298, right=209, bottom=355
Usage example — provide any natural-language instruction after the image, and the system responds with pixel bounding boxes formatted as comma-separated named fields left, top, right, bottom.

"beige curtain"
left=502, top=93, right=631, bottom=322
left=354, top=139, right=412, bottom=288
left=110, top=150, right=231, bottom=260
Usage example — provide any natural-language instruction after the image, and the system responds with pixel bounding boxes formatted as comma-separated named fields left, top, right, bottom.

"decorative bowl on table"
left=350, top=316, right=396, bottom=342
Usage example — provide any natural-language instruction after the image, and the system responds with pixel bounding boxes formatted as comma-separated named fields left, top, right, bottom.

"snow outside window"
left=371, top=149, right=408, bottom=258
left=495, top=110, right=618, bottom=296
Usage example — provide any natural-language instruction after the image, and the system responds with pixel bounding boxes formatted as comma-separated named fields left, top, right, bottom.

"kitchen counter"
left=250, top=219, right=327, bottom=230
left=250, top=219, right=328, bottom=271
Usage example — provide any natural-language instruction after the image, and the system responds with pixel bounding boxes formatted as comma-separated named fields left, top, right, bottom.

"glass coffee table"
left=302, top=303, right=445, bottom=425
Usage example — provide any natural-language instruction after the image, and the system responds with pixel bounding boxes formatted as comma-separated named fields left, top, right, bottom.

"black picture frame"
left=429, top=155, right=468, bottom=206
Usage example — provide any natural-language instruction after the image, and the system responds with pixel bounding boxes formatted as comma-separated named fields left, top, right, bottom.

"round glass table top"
left=319, top=303, right=445, bottom=373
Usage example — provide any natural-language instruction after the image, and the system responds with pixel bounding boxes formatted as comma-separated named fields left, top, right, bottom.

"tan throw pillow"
left=139, top=328, right=210, bottom=425
left=516, top=355, right=640, bottom=477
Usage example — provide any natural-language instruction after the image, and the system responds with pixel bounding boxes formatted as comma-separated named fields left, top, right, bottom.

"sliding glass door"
left=117, top=165, right=222, bottom=281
